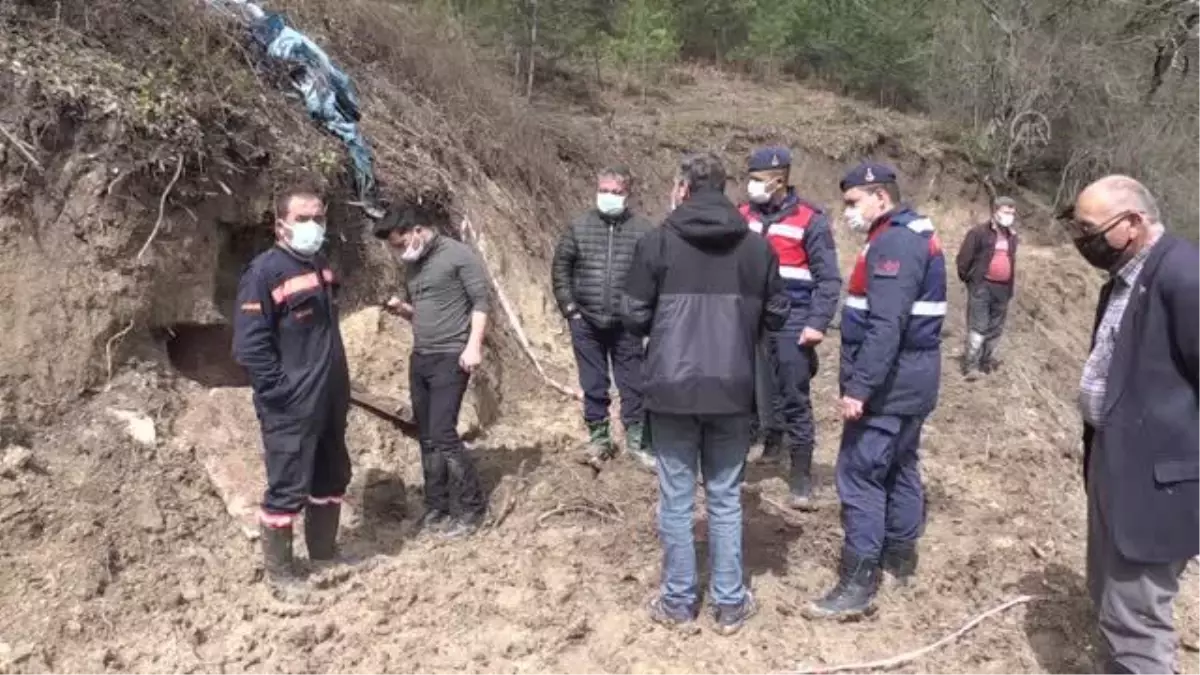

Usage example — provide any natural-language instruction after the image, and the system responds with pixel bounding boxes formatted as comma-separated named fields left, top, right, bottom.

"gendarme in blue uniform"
left=837, top=189, right=946, bottom=562
left=740, top=147, right=842, bottom=497
left=232, top=245, right=352, bottom=525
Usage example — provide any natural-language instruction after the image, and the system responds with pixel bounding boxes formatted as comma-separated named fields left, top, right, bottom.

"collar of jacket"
left=593, top=208, right=633, bottom=226
left=411, top=231, right=445, bottom=265
left=864, top=204, right=916, bottom=237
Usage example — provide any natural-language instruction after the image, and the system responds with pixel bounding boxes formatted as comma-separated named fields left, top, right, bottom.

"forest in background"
left=444, top=0, right=1199, bottom=232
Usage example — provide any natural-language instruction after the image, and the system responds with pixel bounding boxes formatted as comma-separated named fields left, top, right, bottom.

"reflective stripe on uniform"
left=780, top=265, right=813, bottom=281
left=308, top=495, right=343, bottom=505
left=912, top=301, right=947, bottom=316
left=844, top=295, right=946, bottom=316
left=271, top=268, right=335, bottom=304
left=259, top=509, right=297, bottom=528
left=767, top=223, right=807, bottom=241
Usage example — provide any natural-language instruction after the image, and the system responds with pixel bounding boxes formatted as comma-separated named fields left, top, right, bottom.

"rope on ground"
left=795, top=594, right=1040, bottom=674
left=459, top=216, right=580, bottom=401
left=136, top=155, right=185, bottom=261
left=105, top=319, right=136, bottom=385
left=538, top=498, right=624, bottom=525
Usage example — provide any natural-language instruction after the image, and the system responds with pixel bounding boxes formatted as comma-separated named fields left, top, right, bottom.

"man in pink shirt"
left=955, top=197, right=1019, bottom=379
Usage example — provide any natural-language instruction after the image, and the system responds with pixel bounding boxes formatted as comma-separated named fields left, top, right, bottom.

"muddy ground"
left=2, top=213, right=1197, bottom=674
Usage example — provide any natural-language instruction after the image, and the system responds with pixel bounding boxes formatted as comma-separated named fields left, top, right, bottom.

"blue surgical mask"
left=286, top=219, right=325, bottom=256
left=596, top=193, right=626, bottom=216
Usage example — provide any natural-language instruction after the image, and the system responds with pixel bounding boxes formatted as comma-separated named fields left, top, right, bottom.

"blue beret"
left=839, top=162, right=897, bottom=192
left=748, top=146, right=792, bottom=172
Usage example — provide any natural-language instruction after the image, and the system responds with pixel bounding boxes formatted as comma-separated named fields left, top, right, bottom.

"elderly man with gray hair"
left=956, top=196, right=1019, bottom=378
left=1066, top=175, right=1198, bottom=674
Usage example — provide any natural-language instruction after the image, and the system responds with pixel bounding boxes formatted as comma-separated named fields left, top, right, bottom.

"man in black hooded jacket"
left=622, top=152, right=789, bottom=636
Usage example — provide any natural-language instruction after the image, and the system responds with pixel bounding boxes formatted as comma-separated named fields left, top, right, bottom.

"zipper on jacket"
left=603, top=222, right=615, bottom=319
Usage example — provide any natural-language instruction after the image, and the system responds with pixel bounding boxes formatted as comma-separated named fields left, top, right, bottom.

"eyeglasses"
left=1067, top=210, right=1134, bottom=239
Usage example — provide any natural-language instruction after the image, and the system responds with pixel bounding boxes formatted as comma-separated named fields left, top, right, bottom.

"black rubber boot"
left=881, top=540, right=918, bottom=586
left=804, top=549, right=879, bottom=620
left=787, top=448, right=816, bottom=511
left=304, top=502, right=341, bottom=563
left=758, top=430, right=784, bottom=465
left=445, top=450, right=486, bottom=538
left=420, top=449, right=451, bottom=528
left=260, top=522, right=307, bottom=598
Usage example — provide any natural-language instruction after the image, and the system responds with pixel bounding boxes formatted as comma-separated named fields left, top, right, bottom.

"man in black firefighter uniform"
left=377, top=203, right=492, bottom=538
left=233, top=190, right=352, bottom=592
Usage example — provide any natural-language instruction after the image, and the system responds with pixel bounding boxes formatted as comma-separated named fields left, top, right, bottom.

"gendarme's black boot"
left=260, top=522, right=307, bottom=599
left=881, top=540, right=918, bottom=587
left=304, top=502, right=341, bottom=563
left=786, top=450, right=816, bottom=511
left=804, top=550, right=880, bottom=620
left=758, top=430, right=785, bottom=465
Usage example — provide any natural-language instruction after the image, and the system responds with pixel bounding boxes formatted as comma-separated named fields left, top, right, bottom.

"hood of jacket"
left=663, top=188, right=748, bottom=251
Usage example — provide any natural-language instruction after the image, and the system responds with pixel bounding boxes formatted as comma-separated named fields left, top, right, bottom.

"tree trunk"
left=640, top=48, right=647, bottom=104
left=1146, top=9, right=1198, bottom=101
left=526, top=0, right=539, bottom=99
left=509, top=33, right=521, bottom=92
left=593, top=47, right=603, bottom=89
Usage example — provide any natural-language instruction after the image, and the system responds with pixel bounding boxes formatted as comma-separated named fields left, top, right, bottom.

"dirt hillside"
left=0, top=1, right=1196, bottom=674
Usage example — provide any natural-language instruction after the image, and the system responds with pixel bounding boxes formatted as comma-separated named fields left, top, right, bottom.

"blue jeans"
left=835, top=414, right=926, bottom=558
left=651, top=412, right=751, bottom=612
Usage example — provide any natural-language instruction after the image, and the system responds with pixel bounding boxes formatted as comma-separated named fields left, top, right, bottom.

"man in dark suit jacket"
left=1068, top=175, right=1198, bottom=674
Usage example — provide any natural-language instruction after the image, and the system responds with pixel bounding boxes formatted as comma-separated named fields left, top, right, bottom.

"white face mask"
left=669, top=182, right=685, bottom=212
left=843, top=208, right=869, bottom=233
left=747, top=180, right=772, bottom=204
left=596, top=193, right=626, bottom=216
left=285, top=219, right=325, bottom=256
left=996, top=212, right=1015, bottom=228
left=398, top=233, right=429, bottom=262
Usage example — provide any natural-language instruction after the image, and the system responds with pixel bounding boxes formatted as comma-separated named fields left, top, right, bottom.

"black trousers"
left=569, top=318, right=644, bottom=426
left=258, top=390, right=352, bottom=519
left=410, top=351, right=485, bottom=516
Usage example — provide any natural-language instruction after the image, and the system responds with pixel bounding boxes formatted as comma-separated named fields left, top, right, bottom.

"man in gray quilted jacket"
left=552, top=166, right=655, bottom=470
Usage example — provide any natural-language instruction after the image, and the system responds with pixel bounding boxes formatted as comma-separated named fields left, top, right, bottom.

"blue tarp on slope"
left=207, top=0, right=382, bottom=217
